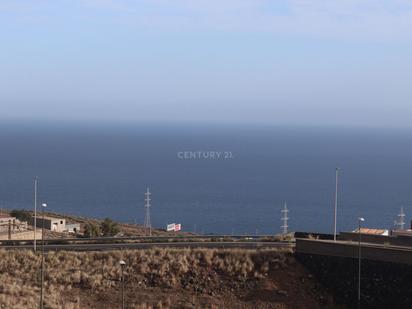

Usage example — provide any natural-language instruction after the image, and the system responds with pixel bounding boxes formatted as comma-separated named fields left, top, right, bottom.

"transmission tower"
left=144, top=187, right=152, bottom=235
left=394, top=206, right=406, bottom=230
left=281, top=202, right=289, bottom=235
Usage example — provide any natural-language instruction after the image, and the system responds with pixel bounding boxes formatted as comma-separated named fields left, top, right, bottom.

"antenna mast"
left=281, top=202, right=289, bottom=235
left=144, top=188, right=152, bottom=236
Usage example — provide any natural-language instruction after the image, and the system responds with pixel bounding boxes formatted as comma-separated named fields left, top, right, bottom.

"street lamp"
left=333, top=168, right=339, bottom=241
left=119, top=260, right=126, bottom=309
left=40, top=202, right=47, bottom=309
left=358, top=217, right=365, bottom=309
left=34, top=176, right=38, bottom=252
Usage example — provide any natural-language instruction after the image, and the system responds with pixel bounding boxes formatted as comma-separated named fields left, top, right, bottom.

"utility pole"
left=358, top=217, right=365, bottom=309
left=333, top=167, right=339, bottom=241
left=40, top=202, right=47, bottom=309
left=281, top=202, right=289, bottom=235
left=144, top=188, right=152, bottom=236
left=34, top=176, right=38, bottom=251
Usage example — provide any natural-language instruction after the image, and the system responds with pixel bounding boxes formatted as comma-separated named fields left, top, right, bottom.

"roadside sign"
left=167, top=223, right=175, bottom=231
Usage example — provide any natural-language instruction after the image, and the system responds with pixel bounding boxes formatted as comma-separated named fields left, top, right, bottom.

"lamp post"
left=119, top=260, right=126, bottom=309
left=333, top=167, right=339, bottom=241
left=358, top=217, right=365, bottom=309
left=34, top=176, right=38, bottom=251
left=40, top=202, right=47, bottom=309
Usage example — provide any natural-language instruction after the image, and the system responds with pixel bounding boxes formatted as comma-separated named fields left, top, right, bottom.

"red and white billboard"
left=166, top=223, right=182, bottom=232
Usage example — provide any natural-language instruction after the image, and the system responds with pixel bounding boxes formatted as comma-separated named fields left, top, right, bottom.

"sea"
left=1, top=122, right=412, bottom=235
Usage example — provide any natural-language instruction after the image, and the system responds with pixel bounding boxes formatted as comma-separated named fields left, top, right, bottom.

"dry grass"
left=0, top=248, right=293, bottom=309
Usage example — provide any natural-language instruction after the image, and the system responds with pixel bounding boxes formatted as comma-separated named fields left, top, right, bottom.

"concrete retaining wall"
left=296, top=238, right=412, bottom=308
left=296, top=238, right=412, bottom=265
left=297, top=253, right=412, bottom=308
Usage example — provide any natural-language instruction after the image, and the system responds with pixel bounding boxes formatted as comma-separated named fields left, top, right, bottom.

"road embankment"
left=0, top=247, right=335, bottom=308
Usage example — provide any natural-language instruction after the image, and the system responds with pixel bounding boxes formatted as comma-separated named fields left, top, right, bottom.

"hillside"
left=1, top=209, right=188, bottom=239
left=0, top=247, right=340, bottom=309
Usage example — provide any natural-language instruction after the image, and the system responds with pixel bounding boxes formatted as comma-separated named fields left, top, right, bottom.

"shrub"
left=100, top=218, right=119, bottom=236
left=10, top=209, right=32, bottom=222
left=84, top=223, right=100, bottom=237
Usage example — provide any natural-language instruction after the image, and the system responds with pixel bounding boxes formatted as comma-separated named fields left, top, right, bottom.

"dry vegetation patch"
left=0, top=248, right=331, bottom=308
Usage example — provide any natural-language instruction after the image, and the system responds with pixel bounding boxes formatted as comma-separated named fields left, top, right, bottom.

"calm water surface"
left=1, top=123, right=412, bottom=234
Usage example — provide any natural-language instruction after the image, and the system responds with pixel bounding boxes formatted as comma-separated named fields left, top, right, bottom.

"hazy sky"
left=1, top=0, right=412, bottom=127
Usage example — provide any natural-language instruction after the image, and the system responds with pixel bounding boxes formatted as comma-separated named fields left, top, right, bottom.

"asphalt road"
left=3, top=241, right=293, bottom=251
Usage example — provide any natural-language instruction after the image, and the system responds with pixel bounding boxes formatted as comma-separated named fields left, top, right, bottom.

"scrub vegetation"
left=0, top=247, right=335, bottom=309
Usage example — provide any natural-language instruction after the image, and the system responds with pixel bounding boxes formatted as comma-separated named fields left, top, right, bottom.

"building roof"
left=354, top=228, right=389, bottom=235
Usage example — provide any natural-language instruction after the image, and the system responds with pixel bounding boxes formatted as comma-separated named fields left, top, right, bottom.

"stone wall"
left=0, top=229, right=42, bottom=240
